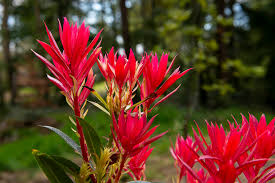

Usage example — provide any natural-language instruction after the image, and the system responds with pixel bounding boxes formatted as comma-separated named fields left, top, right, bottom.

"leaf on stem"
left=50, top=155, right=80, bottom=177
left=32, top=150, right=74, bottom=183
left=40, top=125, right=81, bottom=155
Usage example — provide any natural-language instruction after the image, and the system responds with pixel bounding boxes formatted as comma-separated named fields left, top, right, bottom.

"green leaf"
left=32, top=150, right=74, bottom=183
left=88, top=100, right=110, bottom=116
left=41, top=125, right=81, bottom=155
left=78, top=118, right=102, bottom=160
left=51, top=155, right=80, bottom=177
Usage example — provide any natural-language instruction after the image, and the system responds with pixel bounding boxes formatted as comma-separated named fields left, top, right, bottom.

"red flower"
left=194, top=122, right=259, bottom=183
left=32, top=18, right=102, bottom=106
left=111, top=110, right=167, bottom=157
left=239, top=114, right=275, bottom=182
left=98, top=49, right=146, bottom=115
left=247, top=114, right=274, bottom=159
left=97, top=47, right=116, bottom=87
left=170, top=136, right=197, bottom=180
left=173, top=114, right=274, bottom=183
left=140, top=53, right=191, bottom=111
left=98, top=48, right=145, bottom=92
left=186, top=169, right=214, bottom=183
left=127, top=145, right=153, bottom=180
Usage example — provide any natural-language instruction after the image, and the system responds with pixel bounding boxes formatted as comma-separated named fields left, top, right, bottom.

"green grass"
left=0, top=108, right=110, bottom=171
left=0, top=104, right=273, bottom=172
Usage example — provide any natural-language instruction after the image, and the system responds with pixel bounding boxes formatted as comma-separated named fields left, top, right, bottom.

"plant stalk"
left=73, top=95, right=89, bottom=162
left=114, top=153, right=127, bottom=183
left=73, top=96, right=97, bottom=183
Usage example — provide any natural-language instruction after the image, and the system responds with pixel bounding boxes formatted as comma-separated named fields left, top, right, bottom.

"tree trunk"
left=215, top=0, right=226, bottom=79
left=182, top=1, right=204, bottom=137
left=34, top=0, right=49, bottom=100
left=2, top=0, right=16, bottom=105
left=0, top=69, right=4, bottom=107
left=149, top=0, right=157, bottom=49
left=111, top=0, right=118, bottom=34
left=119, top=0, right=131, bottom=55
left=55, top=0, right=72, bottom=20
left=228, top=0, right=236, bottom=59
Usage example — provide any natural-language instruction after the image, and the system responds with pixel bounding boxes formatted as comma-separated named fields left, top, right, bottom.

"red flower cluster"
left=170, top=136, right=198, bottom=180
left=33, top=18, right=101, bottom=107
left=97, top=48, right=146, bottom=115
left=98, top=48, right=144, bottom=92
left=186, top=169, right=214, bottom=183
left=33, top=17, right=274, bottom=183
left=34, top=18, right=191, bottom=183
left=126, top=145, right=153, bottom=180
left=239, top=114, right=275, bottom=182
left=33, top=18, right=102, bottom=163
left=112, top=111, right=167, bottom=157
left=111, top=111, right=167, bottom=183
left=100, top=50, right=191, bottom=181
left=97, top=49, right=191, bottom=115
left=140, top=54, right=191, bottom=112
left=171, top=114, right=275, bottom=183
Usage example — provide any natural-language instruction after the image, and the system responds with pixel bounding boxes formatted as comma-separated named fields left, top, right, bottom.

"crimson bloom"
left=127, top=145, right=153, bottom=180
left=97, top=48, right=146, bottom=115
left=195, top=121, right=268, bottom=183
left=112, top=110, right=167, bottom=157
left=32, top=18, right=102, bottom=106
left=140, top=53, right=191, bottom=111
left=172, top=114, right=274, bottom=183
left=186, top=169, right=214, bottom=183
left=98, top=48, right=145, bottom=92
left=247, top=114, right=274, bottom=159
left=239, top=114, right=275, bottom=182
left=170, top=136, right=198, bottom=181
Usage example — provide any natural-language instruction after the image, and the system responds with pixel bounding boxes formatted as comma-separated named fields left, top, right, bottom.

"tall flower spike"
left=32, top=18, right=102, bottom=107
left=112, top=110, right=167, bottom=157
left=127, top=145, right=153, bottom=180
left=170, top=136, right=198, bottom=181
left=97, top=47, right=116, bottom=88
left=32, top=18, right=102, bottom=164
left=141, top=53, right=191, bottom=112
left=98, top=48, right=146, bottom=115
left=98, top=48, right=145, bottom=91
left=97, top=47, right=129, bottom=92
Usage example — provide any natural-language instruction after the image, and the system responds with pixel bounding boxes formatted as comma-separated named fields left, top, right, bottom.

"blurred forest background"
left=0, top=0, right=274, bottom=182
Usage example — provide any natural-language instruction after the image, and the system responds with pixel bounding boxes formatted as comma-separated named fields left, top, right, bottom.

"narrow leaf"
left=40, top=125, right=81, bottom=155
left=88, top=100, right=110, bottom=116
